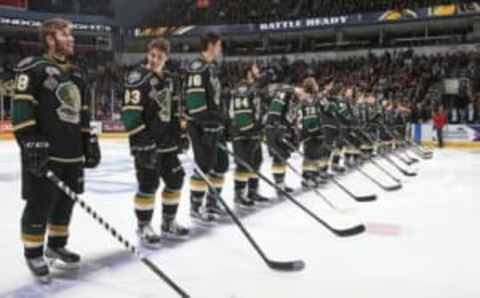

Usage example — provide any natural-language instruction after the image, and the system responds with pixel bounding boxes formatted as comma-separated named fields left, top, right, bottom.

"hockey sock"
left=162, top=188, right=181, bottom=223
left=234, top=170, right=249, bottom=194
left=47, top=224, right=70, bottom=249
left=247, top=176, right=259, bottom=195
left=190, top=174, right=208, bottom=210
left=272, top=162, right=286, bottom=185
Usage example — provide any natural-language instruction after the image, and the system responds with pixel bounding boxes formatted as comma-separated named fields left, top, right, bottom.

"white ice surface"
left=0, top=139, right=479, bottom=298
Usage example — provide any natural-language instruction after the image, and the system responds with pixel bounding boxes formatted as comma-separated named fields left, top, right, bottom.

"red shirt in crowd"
left=433, top=112, right=448, bottom=130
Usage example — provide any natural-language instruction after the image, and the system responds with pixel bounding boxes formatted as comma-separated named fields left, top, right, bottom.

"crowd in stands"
left=1, top=47, right=480, bottom=124
left=139, top=0, right=478, bottom=27
left=219, top=50, right=480, bottom=123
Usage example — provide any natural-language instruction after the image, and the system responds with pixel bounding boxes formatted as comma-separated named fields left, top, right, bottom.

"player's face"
left=251, top=64, right=260, bottom=78
left=211, top=40, right=222, bottom=59
left=52, top=26, right=74, bottom=57
left=147, top=48, right=168, bottom=71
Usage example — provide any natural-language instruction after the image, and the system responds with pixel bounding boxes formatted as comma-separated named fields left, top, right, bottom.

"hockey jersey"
left=13, top=55, right=91, bottom=163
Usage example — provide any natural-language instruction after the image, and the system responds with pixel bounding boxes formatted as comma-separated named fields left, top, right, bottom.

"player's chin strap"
left=45, top=170, right=191, bottom=298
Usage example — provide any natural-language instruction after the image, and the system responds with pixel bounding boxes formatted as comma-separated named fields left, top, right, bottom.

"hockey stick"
left=400, top=148, right=419, bottom=164
left=342, top=131, right=403, bottom=183
left=218, top=143, right=366, bottom=237
left=186, top=158, right=305, bottom=272
left=267, top=146, right=342, bottom=211
left=381, top=127, right=421, bottom=165
left=391, top=150, right=415, bottom=166
left=354, top=166, right=402, bottom=191
left=353, top=130, right=417, bottom=177
left=381, top=154, right=417, bottom=177
left=281, top=141, right=377, bottom=202
left=45, top=171, right=190, bottom=298
left=338, top=138, right=402, bottom=191
left=367, top=158, right=402, bottom=183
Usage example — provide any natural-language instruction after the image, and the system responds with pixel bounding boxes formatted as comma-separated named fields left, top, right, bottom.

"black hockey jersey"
left=13, top=55, right=91, bottom=163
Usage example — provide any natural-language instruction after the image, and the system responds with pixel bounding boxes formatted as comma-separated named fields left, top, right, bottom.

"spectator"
left=433, top=105, right=448, bottom=148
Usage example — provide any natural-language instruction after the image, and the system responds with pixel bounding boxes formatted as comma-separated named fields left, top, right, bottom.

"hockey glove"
left=21, top=136, right=50, bottom=178
left=266, top=126, right=290, bottom=160
left=83, top=133, right=101, bottom=169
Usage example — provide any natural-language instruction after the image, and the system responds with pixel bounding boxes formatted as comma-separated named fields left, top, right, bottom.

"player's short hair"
left=147, top=38, right=171, bottom=55
left=243, top=62, right=256, bottom=77
left=303, top=77, right=319, bottom=94
left=200, top=32, right=221, bottom=52
left=39, top=18, right=72, bottom=47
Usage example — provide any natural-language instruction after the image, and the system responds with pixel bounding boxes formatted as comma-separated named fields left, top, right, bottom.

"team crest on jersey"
left=128, top=71, right=142, bottom=84
left=43, top=76, right=59, bottom=91
left=55, top=82, right=82, bottom=124
left=153, top=87, right=172, bottom=122
left=45, top=66, right=61, bottom=76
left=191, top=61, right=203, bottom=70
left=150, top=77, right=159, bottom=86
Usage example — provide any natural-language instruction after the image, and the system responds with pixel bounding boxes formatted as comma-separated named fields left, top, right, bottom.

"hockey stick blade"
left=357, top=167, right=402, bottom=192
left=268, top=259, right=306, bottom=272
left=189, top=158, right=306, bottom=273
left=383, top=184, right=402, bottom=191
left=401, top=170, right=417, bottom=177
left=334, top=223, right=366, bottom=237
left=332, top=178, right=377, bottom=202
left=354, top=194, right=377, bottom=202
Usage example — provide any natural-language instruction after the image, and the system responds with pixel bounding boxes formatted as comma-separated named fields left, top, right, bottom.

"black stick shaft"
left=217, top=144, right=362, bottom=237
left=189, top=162, right=272, bottom=266
left=46, top=171, right=190, bottom=298
left=186, top=156, right=304, bottom=271
left=340, top=137, right=402, bottom=186
left=268, top=146, right=339, bottom=211
left=368, top=158, right=402, bottom=183
left=281, top=140, right=375, bottom=201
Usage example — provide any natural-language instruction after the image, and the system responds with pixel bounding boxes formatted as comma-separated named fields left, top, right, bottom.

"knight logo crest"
left=55, top=82, right=82, bottom=124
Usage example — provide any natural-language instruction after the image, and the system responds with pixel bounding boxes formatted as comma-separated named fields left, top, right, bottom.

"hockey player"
left=122, top=38, right=189, bottom=248
left=230, top=63, right=271, bottom=209
left=265, top=82, right=303, bottom=197
left=298, top=77, right=325, bottom=187
left=184, top=32, right=229, bottom=223
left=317, top=82, right=348, bottom=176
left=13, top=18, right=100, bottom=283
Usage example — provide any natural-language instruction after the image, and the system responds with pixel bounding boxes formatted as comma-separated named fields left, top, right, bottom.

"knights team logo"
left=55, top=82, right=82, bottom=124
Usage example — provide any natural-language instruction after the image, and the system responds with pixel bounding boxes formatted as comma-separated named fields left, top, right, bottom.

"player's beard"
left=54, top=37, right=74, bottom=58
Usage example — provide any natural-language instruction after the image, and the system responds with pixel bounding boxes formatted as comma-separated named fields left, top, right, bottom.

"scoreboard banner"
left=134, top=2, right=480, bottom=37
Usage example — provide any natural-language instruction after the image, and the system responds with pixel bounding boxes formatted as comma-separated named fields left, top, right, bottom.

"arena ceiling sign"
left=0, top=16, right=112, bottom=32
left=258, top=16, right=349, bottom=32
left=134, top=3, right=480, bottom=38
